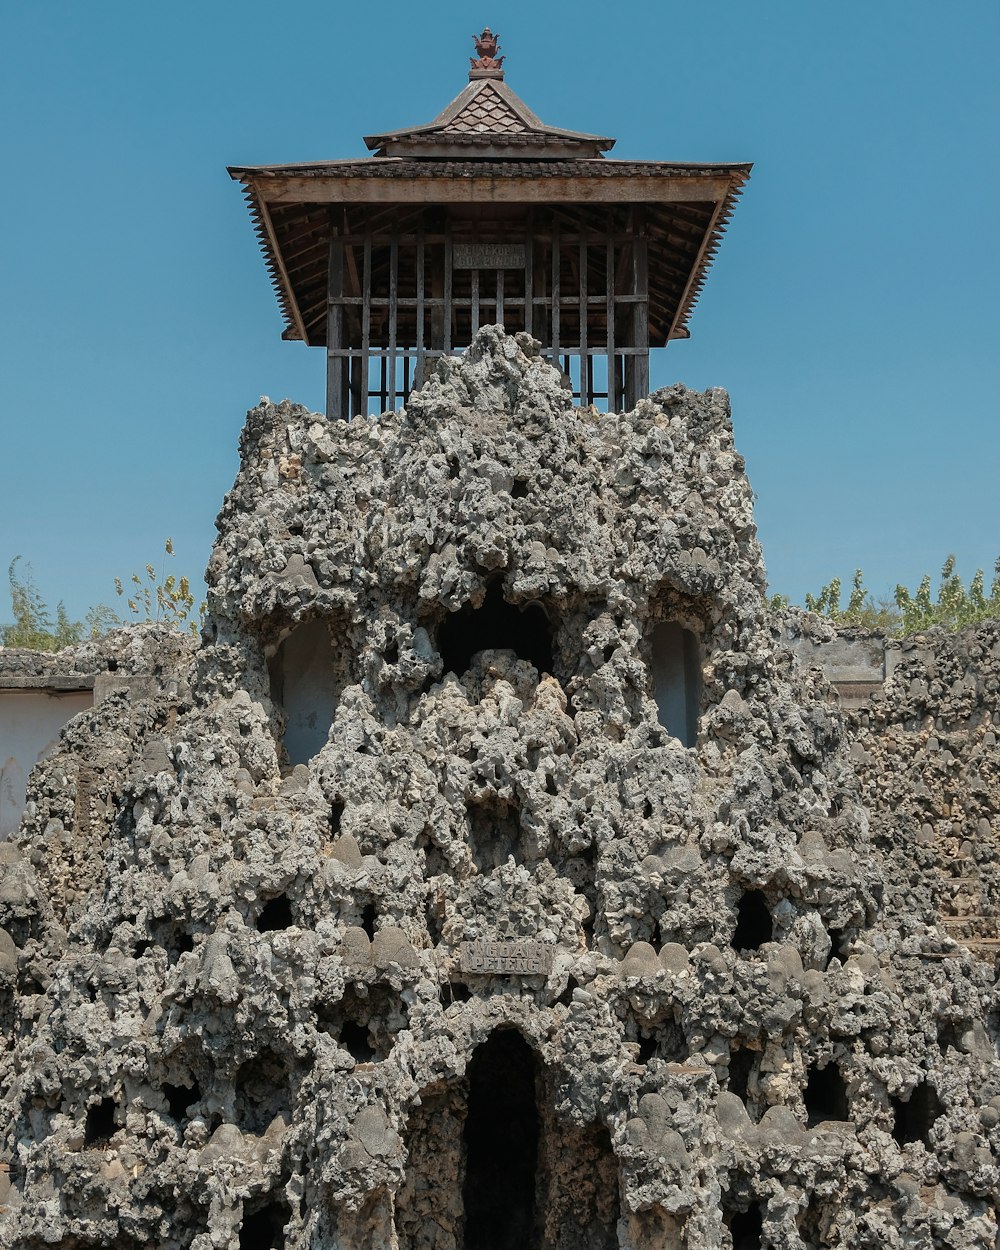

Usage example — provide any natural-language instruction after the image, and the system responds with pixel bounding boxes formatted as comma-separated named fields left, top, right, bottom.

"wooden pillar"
left=605, top=214, right=616, bottom=412
left=551, top=218, right=561, bottom=368
left=416, top=230, right=426, bottom=388
left=627, top=209, right=650, bottom=410
left=388, top=236, right=399, bottom=410
left=326, top=230, right=346, bottom=421
left=360, top=233, right=372, bottom=416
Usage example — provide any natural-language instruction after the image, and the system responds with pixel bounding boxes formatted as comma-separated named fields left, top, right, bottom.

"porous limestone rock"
left=1, top=328, right=999, bottom=1249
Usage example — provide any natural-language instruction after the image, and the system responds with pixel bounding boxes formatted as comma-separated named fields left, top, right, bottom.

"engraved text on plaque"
left=453, top=243, right=527, bottom=270
left=459, top=940, right=552, bottom=975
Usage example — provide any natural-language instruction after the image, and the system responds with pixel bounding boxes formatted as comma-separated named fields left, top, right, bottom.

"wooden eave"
left=228, top=159, right=750, bottom=347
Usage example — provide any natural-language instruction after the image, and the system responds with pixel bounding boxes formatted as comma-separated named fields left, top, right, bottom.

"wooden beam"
left=253, top=174, right=736, bottom=207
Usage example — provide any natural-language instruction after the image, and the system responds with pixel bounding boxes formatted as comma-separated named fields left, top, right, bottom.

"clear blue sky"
left=2, top=1, right=998, bottom=623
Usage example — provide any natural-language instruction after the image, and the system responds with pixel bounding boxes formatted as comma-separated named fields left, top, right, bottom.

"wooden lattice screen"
left=326, top=207, right=650, bottom=418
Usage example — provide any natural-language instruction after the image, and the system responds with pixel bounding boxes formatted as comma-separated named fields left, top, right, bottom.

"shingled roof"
left=363, top=77, right=614, bottom=159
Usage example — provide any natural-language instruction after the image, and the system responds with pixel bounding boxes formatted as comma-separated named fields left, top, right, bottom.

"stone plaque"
left=453, top=243, right=526, bottom=270
left=459, top=939, right=552, bottom=975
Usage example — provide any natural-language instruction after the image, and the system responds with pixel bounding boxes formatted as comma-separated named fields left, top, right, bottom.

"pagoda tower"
left=229, top=30, right=750, bottom=418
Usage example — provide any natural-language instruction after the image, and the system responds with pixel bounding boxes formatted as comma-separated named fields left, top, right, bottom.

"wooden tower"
left=229, top=30, right=751, bottom=419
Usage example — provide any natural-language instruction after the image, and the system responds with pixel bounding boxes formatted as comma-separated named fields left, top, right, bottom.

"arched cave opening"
left=239, top=1195, right=289, bottom=1250
left=84, top=1096, right=117, bottom=1148
left=728, top=1046, right=755, bottom=1106
left=268, top=618, right=340, bottom=766
left=339, top=1020, right=376, bottom=1064
left=650, top=621, right=700, bottom=747
left=439, top=581, right=553, bottom=681
left=257, top=893, right=294, bottom=933
left=731, top=890, right=773, bottom=952
left=892, top=1080, right=943, bottom=1147
left=164, top=1079, right=202, bottom=1122
left=727, top=1201, right=763, bottom=1250
left=463, top=1028, right=540, bottom=1250
left=805, top=1061, right=849, bottom=1126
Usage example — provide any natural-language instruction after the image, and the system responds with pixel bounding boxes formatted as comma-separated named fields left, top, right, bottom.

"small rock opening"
left=239, top=1196, right=289, bottom=1250
left=633, top=1017, right=688, bottom=1065
left=318, top=983, right=406, bottom=1063
left=804, top=1061, right=849, bottom=1126
left=439, top=581, right=553, bottom=681
left=268, top=619, right=340, bottom=766
left=825, top=926, right=847, bottom=968
left=360, top=902, right=377, bottom=939
left=728, top=1046, right=755, bottom=1106
left=892, top=1080, right=943, bottom=1147
left=257, top=893, right=294, bottom=933
left=164, top=1080, right=201, bottom=1122
left=234, top=1048, right=292, bottom=1135
left=440, top=980, right=472, bottom=1007
left=463, top=1028, right=539, bottom=1250
left=84, top=1096, right=117, bottom=1147
left=466, top=795, right=526, bottom=872
left=650, top=621, right=700, bottom=747
left=338, top=1020, right=376, bottom=1064
left=726, top=1201, right=763, bottom=1250
left=731, top=890, right=772, bottom=952
left=511, top=477, right=529, bottom=498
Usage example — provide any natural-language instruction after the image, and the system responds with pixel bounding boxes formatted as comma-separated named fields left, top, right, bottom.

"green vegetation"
left=2, top=557, right=119, bottom=651
left=3, top=540, right=204, bottom=652
left=114, top=538, right=203, bottom=635
left=771, top=555, right=1000, bottom=636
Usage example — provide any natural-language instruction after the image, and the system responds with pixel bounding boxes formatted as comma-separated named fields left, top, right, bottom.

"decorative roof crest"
left=469, top=27, right=505, bottom=80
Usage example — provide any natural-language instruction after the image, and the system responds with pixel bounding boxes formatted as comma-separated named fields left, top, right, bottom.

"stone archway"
left=396, top=1027, right=619, bottom=1250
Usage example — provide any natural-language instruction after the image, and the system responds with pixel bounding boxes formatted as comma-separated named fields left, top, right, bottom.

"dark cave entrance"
left=804, top=1060, right=849, bottom=1126
left=731, top=890, right=772, bottom=952
left=462, top=1028, right=540, bottom=1250
left=397, top=1031, right=619, bottom=1250
left=439, top=581, right=553, bottom=680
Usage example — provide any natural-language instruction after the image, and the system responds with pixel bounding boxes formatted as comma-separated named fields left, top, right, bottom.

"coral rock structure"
left=2, top=328, right=1000, bottom=1249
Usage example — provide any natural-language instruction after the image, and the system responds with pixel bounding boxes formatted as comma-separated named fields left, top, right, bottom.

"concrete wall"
left=0, top=687, right=93, bottom=838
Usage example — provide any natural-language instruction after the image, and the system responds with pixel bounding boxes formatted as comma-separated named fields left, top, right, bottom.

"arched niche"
left=649, top=620, right=700, bottom=747
left=267, top=619, right=340, bottom=766
left=397, top=1028, right=619, bottom=1250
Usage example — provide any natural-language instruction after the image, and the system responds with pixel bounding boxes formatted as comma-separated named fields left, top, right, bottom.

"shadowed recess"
left=439, top=581, right=553, bottom=680
left=239, top=1195, right=289, bottom=1250
left=892, top=1080, right=943, bottom=1147
left=731, top=890, right=772, bottom=952
left=727, top=1201, right=763, bottom=1250
left=805, top=1061, right=849, bottom=1126
left=84, top=1097, right=117, bottom=1147
left=463, top=1028, right=540, bottom=1250
left=650, top=621, right=700, bottom=746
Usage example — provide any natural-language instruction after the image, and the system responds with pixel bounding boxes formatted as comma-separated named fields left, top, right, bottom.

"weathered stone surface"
left=0, top=328, right=998, bottom=1248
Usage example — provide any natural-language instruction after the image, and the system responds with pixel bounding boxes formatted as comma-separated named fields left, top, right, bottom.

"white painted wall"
left=0, top=689, right=93, bottom=839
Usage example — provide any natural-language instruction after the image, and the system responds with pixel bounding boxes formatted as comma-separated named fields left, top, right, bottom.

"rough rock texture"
left=850, top=623, right=1000, bottom=956
left=1, top=328, right=999, bottom=1249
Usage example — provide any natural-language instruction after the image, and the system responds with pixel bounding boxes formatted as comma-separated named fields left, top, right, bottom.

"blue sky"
left=2, top=1, right=998, bottom=623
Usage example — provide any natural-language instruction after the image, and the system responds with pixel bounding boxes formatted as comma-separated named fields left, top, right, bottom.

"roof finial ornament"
left=469, top=27, right=505, bottom=81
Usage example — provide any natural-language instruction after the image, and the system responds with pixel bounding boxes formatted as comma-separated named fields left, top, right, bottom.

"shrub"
left=2, top=558, right=119, bottom=651
left=776, top=556, right=1000, bottom=636
left=114, top=538, right=204, bottom=636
